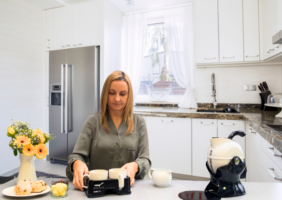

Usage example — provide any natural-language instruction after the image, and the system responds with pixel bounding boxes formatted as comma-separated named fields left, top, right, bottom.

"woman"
left=66, top=71, right=151, bottom=191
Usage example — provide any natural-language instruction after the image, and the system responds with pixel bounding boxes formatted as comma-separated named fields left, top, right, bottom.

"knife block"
left=259, top=91, right=278, bottom=111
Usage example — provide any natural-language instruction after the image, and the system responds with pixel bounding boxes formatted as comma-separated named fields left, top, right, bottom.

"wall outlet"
left=244, top=85, right=256, bottom=91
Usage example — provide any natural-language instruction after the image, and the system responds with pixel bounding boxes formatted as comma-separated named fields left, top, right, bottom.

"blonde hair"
left=100, top=71, right=134, bottom=134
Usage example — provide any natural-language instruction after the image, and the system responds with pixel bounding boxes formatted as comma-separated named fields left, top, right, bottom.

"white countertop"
left=1, top=160, right=282, bottom=200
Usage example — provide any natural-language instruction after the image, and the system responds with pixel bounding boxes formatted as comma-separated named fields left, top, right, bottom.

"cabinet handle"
left=201, top=122, right=214, bottom=125
left=47, top=39, right=50, bottom=49
left=276, top=45, right=281, bottom=48
left=162, top=120, right=173, bottom=123
left=274, top=154, right=282, bottom=158
left=246, top=55, right=259, bottom=58
left=221, top=123, right=235, bottom=126
left=268, top=168, right=282, bottom=181
left=251, top=130, right=256, bottom=133
left=62, top=45, right=70, bottom=47
left=266, top=49, right=274, bottom=53
left=73, top=43, right=82, bottom=46
left=223, top=56, right=235, bottom=59
left=204, top=57, right=216, bottom=60
left=268, top=147, right=282, bottom=158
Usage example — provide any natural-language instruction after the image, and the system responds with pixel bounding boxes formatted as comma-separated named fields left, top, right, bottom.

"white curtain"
left=121, top=13, right=148, bottom=104
left=163, top=5, right=197, bottom=108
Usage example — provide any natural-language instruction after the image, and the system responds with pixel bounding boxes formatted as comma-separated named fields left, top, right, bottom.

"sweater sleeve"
left=134, top=116, right=152, bottom=179
left=66, top=115, right=94, bottom=181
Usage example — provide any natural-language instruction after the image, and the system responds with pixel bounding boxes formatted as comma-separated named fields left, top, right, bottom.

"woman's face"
left=107, top=80, right=129, bottom=112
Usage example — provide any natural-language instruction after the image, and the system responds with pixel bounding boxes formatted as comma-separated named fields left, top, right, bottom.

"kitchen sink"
left=197, top=108, right=239, bottom=113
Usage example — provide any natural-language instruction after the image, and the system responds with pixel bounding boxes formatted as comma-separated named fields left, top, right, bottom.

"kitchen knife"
left=263, top=81, right=269, bottom=91
left=260, top=83, right=265, bottom=92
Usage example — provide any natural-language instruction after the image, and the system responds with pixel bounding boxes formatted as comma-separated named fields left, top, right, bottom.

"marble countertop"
left=133, top=106, right=282, bottom=153
left=1, top=173, right=282, bottom=200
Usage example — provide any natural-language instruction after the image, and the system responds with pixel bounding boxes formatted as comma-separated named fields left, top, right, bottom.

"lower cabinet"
left=192, top=119, right=217, bottom=178
left=145, top=117, right=192, bottom=175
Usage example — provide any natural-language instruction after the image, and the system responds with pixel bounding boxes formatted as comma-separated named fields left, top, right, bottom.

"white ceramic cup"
left=82, top=169, right=108, bottom=189
left=149, top=168, right=172, bottom=188
left=109, top=168, right=127, bottom=190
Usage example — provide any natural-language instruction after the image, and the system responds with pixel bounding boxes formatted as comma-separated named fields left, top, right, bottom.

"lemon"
left=52, top=189, right=59, bottom=197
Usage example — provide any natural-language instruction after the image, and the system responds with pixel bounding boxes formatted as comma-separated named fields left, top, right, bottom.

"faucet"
left=211, top=73, right=217, bottom=108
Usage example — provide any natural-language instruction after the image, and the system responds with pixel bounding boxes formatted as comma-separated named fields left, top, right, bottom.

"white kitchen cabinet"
left=260, top=0, right=277, bottom=60
left=195, top=0, right=219, bottom=63
left=146, top=117, right=192, bottom=175
left=45, top=9, right=53, bottom=51
left=72, top=0, right=102, bottom=47
left=192, top=119, right=217, bottom=178
left=218, top=0, right=244, bottom=62
left=243, top=0, right=260, bottom=61
left=53, top=6, right=72, bottom=50
left=246, top=124, right=262, bottom=182
left=261, top=150, right=282, bottom=183
left=218, top=120, right=245, bottom=156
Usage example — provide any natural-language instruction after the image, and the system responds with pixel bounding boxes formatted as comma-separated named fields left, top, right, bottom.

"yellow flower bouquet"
left=7, top=120, right=54, bottom=159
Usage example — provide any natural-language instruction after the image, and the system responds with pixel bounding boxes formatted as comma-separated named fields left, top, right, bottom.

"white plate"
left=2, top=186, right=50, bottom=197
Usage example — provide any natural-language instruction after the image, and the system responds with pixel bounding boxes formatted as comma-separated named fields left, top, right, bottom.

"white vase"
left=17, top=154, right=37, bottom=183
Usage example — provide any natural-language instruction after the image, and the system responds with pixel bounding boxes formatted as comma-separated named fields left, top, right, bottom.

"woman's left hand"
left=121, top=162, right=139, bottom=186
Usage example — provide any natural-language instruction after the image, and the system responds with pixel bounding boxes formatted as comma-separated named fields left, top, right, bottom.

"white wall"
left=103, top=0, right=123, bottom=80
left=196, top=65, right=282, bottom=103
left=0, top=0, right=44, bottom=174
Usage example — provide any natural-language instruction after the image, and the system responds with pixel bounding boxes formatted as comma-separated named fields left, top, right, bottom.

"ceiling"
left=22, top=0, right=194, bottom=12
left=109, top=0, right=194, bottom=14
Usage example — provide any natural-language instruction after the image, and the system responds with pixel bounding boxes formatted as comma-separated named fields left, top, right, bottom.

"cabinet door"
left=195, top=0, right=219, bottom=63
left=146, top=117, right=192, bottom=175
left=192, top=119, right=217, bottom=178
left=72, top=0, right=102, bottom=47
left=246, top=124, right=262, bottom=182
left=243, top=0, right=260, bottom=61
left=260, top=0, right=277, bottom=59
left=53, top=6, right=72, bottom=50
left=218, top=0, right=243, bottom=62
left=218, top=120, right=245, bottom=156
left=45, top=9, right=53, bottom=51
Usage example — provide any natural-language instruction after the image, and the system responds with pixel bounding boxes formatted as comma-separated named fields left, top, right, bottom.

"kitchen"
left=1, top=0, right=282, bottom=199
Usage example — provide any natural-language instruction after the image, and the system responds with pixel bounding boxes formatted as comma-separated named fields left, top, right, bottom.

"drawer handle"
left=162, top=120, right=173, bottom=123
left=204, top=57, right=216, bottom=60
left=251, top=130, right=256, bottom=134
left=223, top=56, right=235, bottom=59
left=73, top=43, right=82, bottom=46
left=269, top=147, right=274, bottom=150
left=276, top=45, right=281, bottom=48
left=268, top=168, right=282, bottom=181
left=201, top=122, right=214, bottom=125
left=221, top=123, right=235, bottom=126
left=62, top=45, right=70, bottom=47
left=246, top=55, right=259, bottom=58
left=266, top=49, right=274, bottom=53
left=274, top=154, right=282, bottom=158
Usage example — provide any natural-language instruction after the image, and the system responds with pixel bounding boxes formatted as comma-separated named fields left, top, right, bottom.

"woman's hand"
left=72, top=160, right=89, bottom=191
left=121, top=162, right=139, bottom=186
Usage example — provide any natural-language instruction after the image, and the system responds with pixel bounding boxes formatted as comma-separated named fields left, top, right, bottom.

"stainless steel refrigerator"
left=49, top=46, right=100, bottom=164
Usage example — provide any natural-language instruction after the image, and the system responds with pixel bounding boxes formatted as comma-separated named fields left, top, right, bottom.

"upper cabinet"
left=45, top=0, right=103, bottom=51
left=45, top=9, right=53, bottom=51
left=243, top=0, right=260, bottom=61
left=195, top=0, right=219, bottom=63
left=218, top=0, right=243, bottom=62
left=72, top=0, right=103, bottom=47
left=53, top=6, right=72, bottom=50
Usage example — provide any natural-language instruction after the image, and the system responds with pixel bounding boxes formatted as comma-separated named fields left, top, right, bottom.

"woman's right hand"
left=72, top=160, right=89, bottom=191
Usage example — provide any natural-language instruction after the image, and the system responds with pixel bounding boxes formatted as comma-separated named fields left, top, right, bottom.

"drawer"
left=261, top=137, right=282, bottom=171
left=261, top=150, right=282, bottom=183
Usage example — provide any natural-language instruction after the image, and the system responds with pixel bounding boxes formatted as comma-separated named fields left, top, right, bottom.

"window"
left=136, top=23, right=186, bottom=103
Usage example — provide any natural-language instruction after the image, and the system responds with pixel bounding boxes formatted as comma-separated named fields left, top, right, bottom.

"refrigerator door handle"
left=61, top=64, right=65, bottom=134
left=65, top=64, right=72, bottom=134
